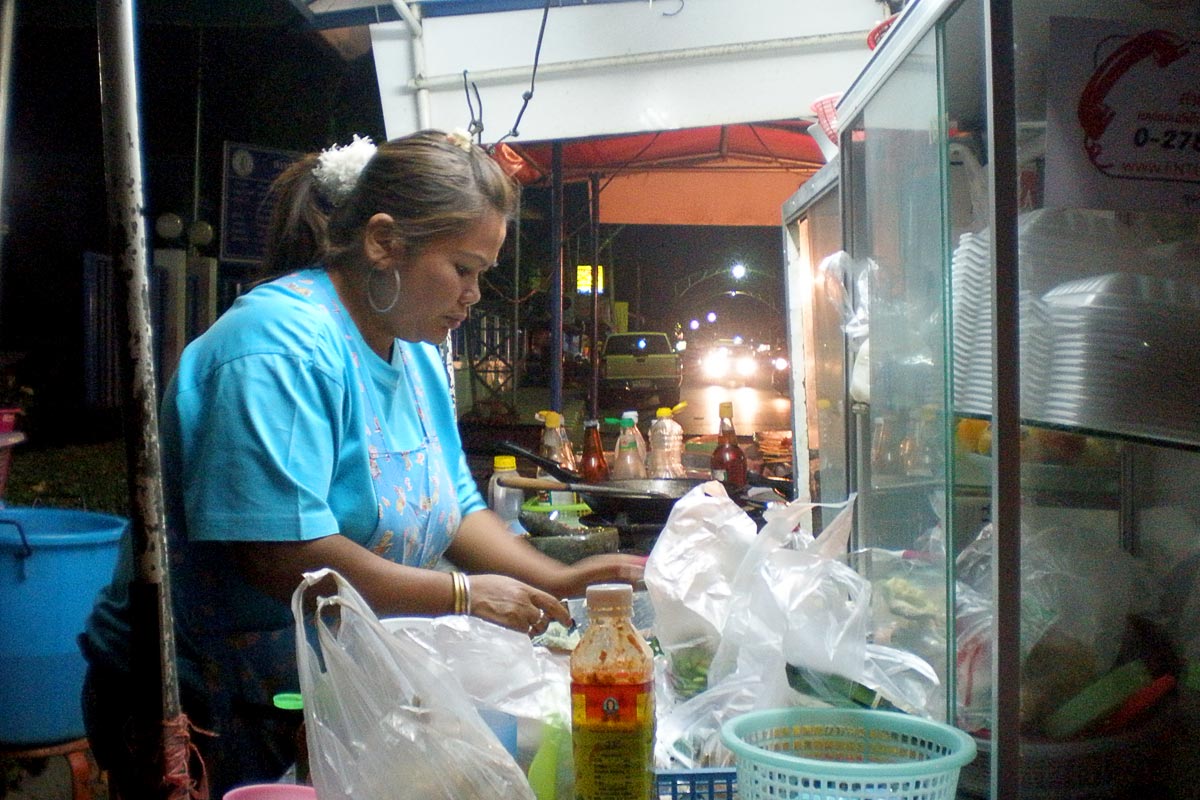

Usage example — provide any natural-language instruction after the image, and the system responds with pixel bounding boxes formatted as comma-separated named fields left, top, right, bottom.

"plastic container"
left=655, top=768, right=736, bottom=799
left=486, top=455, right=528, bottom=535
left=621, top=410, right=648, bottom=463
left=646, top=405, right=686, bottom=478
left=538, top=410, right=578, bottom=507
left=610, top=417, right=648, bottom=480
left=539, top=409, right=578, bottom=474
left=223, top=785, right=317, bottom=800
left=721, top=707, right=976, bottom=800
left=571, top=583, right=655, bottom=800
left=0, top=507, right=128, bottom=744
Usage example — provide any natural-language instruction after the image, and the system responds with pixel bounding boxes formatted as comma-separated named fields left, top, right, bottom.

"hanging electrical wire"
left=461, top=70, right=484, bottom=141
left=495, top=0, right=552, bottom=145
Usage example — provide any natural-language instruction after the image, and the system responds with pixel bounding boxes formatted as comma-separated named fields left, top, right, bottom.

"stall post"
left=96, top=1, right=193, bottom=797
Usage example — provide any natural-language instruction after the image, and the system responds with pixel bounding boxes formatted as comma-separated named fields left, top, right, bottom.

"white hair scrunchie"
left=313, top=134, right=377, bottom=206
left=446, top=128, right=474, bottom=152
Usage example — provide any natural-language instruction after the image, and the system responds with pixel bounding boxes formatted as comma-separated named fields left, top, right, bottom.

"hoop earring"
left=367, top=268, right=401, bottom=314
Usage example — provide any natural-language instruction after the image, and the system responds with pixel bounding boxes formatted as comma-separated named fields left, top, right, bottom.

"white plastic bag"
left=707, top=495, right=863, bottom=684
left=292, top=568, right=536, bottom=800
left=644, top=481, right=758, bottom=701
left=380, top=614, right=571, bottom=726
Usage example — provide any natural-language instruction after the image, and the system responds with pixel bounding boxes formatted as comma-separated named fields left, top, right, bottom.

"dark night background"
left=0, top=2, right=786, bottom=445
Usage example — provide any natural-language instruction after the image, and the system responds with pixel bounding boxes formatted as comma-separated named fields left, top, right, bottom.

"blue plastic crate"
left=656, top=768, right=738, bottom=799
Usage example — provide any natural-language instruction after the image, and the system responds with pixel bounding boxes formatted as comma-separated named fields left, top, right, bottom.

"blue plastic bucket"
left=0, top=507, right=127, bottom=745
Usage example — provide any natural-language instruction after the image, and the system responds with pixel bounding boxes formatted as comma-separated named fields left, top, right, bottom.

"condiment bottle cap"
left=585, top=583, right=633, bottom=611
left=493, top=455, right=517, bottom=471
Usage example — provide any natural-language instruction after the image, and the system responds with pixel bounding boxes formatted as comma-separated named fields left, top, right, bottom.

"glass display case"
left=795, top=0, right=1200, bottom=797
left=782, top=158, right=844, bottom=528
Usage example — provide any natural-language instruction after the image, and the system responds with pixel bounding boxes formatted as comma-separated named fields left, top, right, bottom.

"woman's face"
left=393, top=209, right=508, bottom=345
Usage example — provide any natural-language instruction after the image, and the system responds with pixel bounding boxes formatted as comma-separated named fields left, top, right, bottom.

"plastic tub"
left=0, top=507, right=127, bottom=744
left=721, top=707, right=976, bottom=800
left=223, top=785, right=317, bottom=800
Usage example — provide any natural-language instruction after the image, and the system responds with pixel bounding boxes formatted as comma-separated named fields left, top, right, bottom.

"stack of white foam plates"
left=950, top=210, right=1178, bottom=432
left=951, top=230, right=995, bottom=416
left=1023, top=273, right=1200, bottom=444
left=951, top=229, right=1042, bottom=417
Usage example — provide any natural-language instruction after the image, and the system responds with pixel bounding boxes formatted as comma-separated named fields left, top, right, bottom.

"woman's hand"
left=468, top=574, right=571, bottom=636
left=547, top=553, right=647, bottom=600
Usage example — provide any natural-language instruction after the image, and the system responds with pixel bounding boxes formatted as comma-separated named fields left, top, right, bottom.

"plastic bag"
left=954, top=521, right=1157, bottom=735
left=818, top=251, right=873, bottom=342
left=708, top=496, right=864, bottom=685
left=643, top=481, right=758, bottom=702
left=380, top=614, right=571, bottom=726
left=651, top=493, right=942, bottom=768
left=292, top=568, right=536, bottom=800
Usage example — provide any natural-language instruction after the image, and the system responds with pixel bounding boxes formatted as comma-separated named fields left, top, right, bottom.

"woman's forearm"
left=228, top=535, right=455, bottom=615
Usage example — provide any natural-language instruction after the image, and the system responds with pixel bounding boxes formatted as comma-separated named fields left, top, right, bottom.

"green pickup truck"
left=599, top=331, right=683, bottom=407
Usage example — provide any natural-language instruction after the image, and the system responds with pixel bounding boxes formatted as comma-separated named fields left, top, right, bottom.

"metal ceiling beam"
left=293, top=0, right=636, bottom=31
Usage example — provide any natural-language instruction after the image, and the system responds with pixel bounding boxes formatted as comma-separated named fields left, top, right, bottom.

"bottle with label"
left=709, top=401, right=747, bottom=491
left=540, top=409, right=579, bottom=475
left=610, top=416, right=648, bottom=480
left=620, top=410, right=648, bottom=464
left=538, top=410, right=578, bottom=507
left=571, top=583, right=655, bottom=800
left=579, top=418, right=610, bottom=483
left=646, top=404, right=686, bottom=478
left=486, top=455, right=528, bottom=536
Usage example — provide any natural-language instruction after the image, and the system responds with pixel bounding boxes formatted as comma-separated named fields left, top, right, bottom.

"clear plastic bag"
left=650, top=493, right=941, bottom=768
left=643, top=481, right=758, bottom=703
left=291, top=568, right=537, bottom=800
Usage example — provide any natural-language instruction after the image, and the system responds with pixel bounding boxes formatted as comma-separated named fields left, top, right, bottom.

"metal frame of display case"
left=781, top=158, right=845, bottom=530
left=832, top=2, right=1045, bottom=795
left=813, top=1, right=1200, bottom=798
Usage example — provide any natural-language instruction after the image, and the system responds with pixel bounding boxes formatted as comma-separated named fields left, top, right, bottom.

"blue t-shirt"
left=84, top=268, right=484, bottom=671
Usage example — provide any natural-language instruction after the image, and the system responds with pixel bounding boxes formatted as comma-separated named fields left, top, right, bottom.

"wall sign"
left=1045, top=17, right=1200, bottom=214
left=220, top=142, right=301, bottom=264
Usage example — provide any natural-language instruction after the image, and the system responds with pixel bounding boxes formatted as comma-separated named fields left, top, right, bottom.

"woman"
left=81, top=130, right=645, bottom=797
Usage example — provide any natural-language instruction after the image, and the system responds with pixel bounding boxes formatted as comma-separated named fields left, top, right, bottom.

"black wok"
left=492, top=440, right=710, bottom=523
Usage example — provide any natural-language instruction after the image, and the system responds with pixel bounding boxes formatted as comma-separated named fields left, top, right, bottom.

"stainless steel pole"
left=96, top=1, right=190, bottom=797
left=549, top=142, right=564, bottom=412
left=0, top=0, right=15, bottom=322
left=588, top=174, right=601, bottom=419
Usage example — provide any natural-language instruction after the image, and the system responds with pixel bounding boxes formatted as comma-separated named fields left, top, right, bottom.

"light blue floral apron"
left=177, top=270, right=463, bottom=790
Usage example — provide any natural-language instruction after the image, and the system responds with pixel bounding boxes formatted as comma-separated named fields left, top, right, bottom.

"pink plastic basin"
left=223, top=785, right=317, bottom=800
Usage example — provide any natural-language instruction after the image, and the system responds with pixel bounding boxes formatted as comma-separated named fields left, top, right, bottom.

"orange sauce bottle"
left=570, top=583, right=655, bottom=800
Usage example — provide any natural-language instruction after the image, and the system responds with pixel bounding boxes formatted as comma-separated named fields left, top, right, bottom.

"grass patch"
left=3, top=439, right=129, bottom=516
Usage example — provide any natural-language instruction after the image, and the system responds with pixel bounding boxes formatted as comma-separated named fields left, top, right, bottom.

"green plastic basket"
left=720, top=707, right=977, bottom=800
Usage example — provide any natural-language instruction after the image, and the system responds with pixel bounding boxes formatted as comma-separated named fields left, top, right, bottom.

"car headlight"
left=735, top=356, right=757, bottom=377
left=703, top=352, right=730, bottom=378
left=773, top=357, right=789, bottom=371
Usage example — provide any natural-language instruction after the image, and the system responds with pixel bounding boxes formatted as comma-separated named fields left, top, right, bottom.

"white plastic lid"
left=585, top=582, right=633, bottom=611
left=621, top=410, right=639, bottom=421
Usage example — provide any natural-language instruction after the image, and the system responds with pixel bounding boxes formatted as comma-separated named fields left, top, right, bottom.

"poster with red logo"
left=1044, top=16, right=1200, bottom=213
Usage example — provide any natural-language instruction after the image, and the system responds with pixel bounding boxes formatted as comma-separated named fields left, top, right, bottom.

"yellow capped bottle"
left=571, top=583, right=655, bottom=800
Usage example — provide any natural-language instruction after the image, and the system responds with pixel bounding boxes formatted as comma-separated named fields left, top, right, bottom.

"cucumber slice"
left=1043, top=660, right=1152, bottom=740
